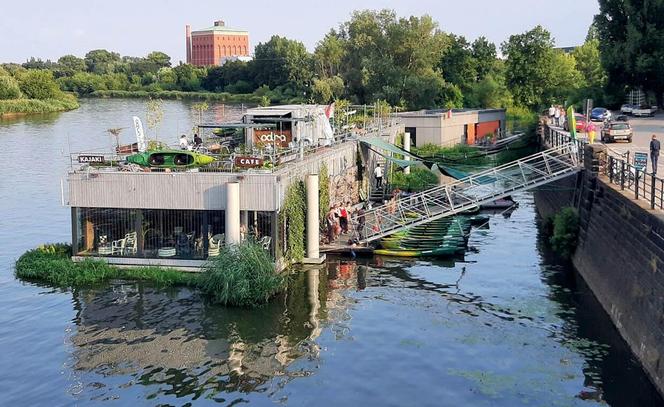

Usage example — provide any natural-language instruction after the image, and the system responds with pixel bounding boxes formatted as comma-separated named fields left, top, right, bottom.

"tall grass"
left=90, top=89, right=264, bottom=103
left=0, top=94, right=79, bottom=115
left=198, top=240, right=285, bottom=307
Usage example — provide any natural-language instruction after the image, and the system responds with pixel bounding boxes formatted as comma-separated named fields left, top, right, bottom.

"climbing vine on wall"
left=280, top=180, right=306, bottom=263
left=319, top=163, right=330, bottom=230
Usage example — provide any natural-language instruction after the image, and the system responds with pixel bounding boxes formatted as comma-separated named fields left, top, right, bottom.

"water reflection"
left=68, top=267, right=342, bottom=402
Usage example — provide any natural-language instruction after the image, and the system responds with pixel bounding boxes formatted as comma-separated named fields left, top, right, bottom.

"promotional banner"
left=133, top=116, right=147, bottom=152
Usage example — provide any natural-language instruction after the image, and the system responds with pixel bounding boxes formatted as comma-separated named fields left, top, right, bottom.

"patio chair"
left=124, top=232, right=137, bottom=255
left=208, top=234, right=224, bottom=257
left=258, top=236, right=272, bottom=251
left=111, top=237, right=126, bottom=255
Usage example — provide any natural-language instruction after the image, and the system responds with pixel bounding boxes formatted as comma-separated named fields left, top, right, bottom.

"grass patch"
left=15, top=243, right=197, bottom=287
left=15, top=241, right=285, bottom=308
left=199, top=240, right=285, bottom=307
left=390, top=167, right=439, bottom=192
left=0, top=94, right=79, bottom=115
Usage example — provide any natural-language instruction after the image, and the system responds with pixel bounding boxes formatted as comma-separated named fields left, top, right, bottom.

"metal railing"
left=605, top=155, right=664, bottom=210
left=354, top=142, right=583, bottom=242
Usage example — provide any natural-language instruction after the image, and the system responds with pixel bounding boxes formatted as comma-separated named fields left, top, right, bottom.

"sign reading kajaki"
left=234, top=156, right=264, bottom=168
left=78, top=155, right=105, bottom=164
left=253, top=129, right=292, bottom=148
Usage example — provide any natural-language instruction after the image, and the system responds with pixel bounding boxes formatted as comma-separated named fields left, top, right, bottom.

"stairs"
left=354, top=142, right=583, bottom=243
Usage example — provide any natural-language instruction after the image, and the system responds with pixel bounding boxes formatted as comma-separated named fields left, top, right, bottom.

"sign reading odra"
left=253, top=130, right=292, bottom=148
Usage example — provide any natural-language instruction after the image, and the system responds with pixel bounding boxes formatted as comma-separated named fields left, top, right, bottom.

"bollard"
left=651, top=173, right=656, bottom=209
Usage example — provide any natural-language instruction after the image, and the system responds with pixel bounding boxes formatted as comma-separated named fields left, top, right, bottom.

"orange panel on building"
left=475, top=120, right=500, bottom=142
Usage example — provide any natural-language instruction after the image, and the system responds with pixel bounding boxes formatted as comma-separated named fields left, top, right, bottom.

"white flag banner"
left=133, top=116, right=147, bottom=152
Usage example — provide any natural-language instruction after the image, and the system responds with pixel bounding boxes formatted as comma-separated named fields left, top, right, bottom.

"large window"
left=73, top=208, right=275, bottom=260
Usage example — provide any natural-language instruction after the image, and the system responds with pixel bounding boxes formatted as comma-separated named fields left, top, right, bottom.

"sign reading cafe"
left=234, top=156, right=264, bottom=168
left=78, top=155, right=105, bottom=164
left=253, top=130, right=292, bottom=148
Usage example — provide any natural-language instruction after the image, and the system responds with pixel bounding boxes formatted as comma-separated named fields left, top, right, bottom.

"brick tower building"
left=185, top=20, right=250, bottom=66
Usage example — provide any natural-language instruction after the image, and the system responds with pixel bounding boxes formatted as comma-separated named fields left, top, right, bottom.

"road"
left=599, top=112, right=664, bottom=174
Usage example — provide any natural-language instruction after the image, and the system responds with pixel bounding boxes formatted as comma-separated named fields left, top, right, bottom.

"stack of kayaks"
left=375, top=217, right=473, bottom=258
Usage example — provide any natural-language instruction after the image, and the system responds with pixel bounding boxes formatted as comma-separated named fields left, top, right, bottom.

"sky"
left=1, top=0, right=599, bottom=63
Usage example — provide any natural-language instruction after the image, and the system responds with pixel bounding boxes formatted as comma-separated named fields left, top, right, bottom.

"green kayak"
left=127, top=149, right=216, bottom=168
left=374, top=247, right=458, bottom=258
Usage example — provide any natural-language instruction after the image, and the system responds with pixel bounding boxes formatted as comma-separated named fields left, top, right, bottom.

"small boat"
left=127, top=149, right=216, bottom=168
left=480, top=196, right=517, bottom=210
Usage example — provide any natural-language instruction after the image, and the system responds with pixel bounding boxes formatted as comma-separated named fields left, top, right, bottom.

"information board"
left=634, top=152, right=648, bottom=171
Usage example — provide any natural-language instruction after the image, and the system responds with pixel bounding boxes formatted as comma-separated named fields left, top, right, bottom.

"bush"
left=199, top=240, right=284, bottom=307
left=15, top=243, right=197, bottom=287
left=17, top=70, right=62, bottom=99
left=0, top=75, right=22, bottom=99
left=390, top=167, right=439, bottom=192
left=280, top=181, right=306, bottom=262
left=550, top=207, right=579, bottom=259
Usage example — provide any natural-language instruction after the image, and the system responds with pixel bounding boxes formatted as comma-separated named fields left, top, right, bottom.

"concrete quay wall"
left=534, top=141, right=664, bottom=395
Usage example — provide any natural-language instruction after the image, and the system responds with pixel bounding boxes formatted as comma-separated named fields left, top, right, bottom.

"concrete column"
left=306, top=174, right=320, bottom=259
left=225, top=182, right=241, bottom=246
left=404, top=132, right=411, bottom=175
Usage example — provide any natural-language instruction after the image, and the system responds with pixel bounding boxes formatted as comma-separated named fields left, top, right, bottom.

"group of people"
left=548, top=105, right=567, bottom=127
left=179, top=133, right=203, bottom=150
left=325, top=202, right=366, bottom=244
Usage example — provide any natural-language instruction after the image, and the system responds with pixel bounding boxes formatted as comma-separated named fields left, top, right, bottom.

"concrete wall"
left=535, top=139, right=664, bottom=396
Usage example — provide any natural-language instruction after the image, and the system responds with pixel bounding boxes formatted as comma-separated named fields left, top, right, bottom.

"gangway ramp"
left=355, top=142, right=583, bottom=243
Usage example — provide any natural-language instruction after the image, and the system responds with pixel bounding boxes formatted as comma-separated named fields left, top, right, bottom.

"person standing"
left=356, top=205, right=366, bottom=240
left=179, top=134, right=189, bottom=150
left=554, top=106, right=561, bottom=127
left=548, top=105, right=556, bottom=125
left=374, top=163, right=383, bottom=188
left=339, top=203, right=349, bottom=234
left=193, top=133, right=203, bottom=147
left=650, top=134, right=660, bottom=175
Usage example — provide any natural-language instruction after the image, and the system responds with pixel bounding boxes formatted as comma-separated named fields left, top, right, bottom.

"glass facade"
left=73, top=208, right=275, bottom=260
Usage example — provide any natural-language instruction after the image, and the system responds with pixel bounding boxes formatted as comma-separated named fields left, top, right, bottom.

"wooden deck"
left=320, top=232, right=375, bottom=255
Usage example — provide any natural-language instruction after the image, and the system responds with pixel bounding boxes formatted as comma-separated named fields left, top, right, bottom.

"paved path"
left=600, top=112, right=664, bottom=174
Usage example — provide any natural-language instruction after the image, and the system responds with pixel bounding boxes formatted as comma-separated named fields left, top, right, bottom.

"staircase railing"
left=353, top=142, right=583, bottom=242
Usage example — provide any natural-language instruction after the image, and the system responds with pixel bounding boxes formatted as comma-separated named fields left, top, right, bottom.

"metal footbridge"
left=354, top=142, right=583, bottom=243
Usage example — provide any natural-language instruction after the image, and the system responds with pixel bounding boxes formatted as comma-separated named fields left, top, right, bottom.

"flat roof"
left=191, top=25, right=248, bottom=35
left=396, top=108, right=506, bottom=117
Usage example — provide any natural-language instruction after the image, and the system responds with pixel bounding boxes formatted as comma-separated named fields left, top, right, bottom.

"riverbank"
left=89, top=89, right=297, bottom=104
left=0, top=94, right=79, bottom=116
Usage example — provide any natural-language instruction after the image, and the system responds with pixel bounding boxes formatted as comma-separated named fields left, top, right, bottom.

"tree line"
left=2, top=8, right=643, bottom=112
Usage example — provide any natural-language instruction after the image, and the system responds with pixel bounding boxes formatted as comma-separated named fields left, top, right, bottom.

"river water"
left=0, top=99, right=662, bottom=406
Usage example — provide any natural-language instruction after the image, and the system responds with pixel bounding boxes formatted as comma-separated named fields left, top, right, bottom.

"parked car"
left=563, top=113, right=588, bottom=132
left=632, top=104, right=657, bottom=117
left=620, top=104, right=637, bottom=115
left=590, top=107, right=612, bottom=122
left=614, top=114, right=629, bottom=122
left=601, top=121, right=633, bottom=143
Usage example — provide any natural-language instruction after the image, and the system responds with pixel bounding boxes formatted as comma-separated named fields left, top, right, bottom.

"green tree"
left=58, top=72, right=107, bottom=95
left=471, top=37, right=498, bottom=81
left=465, top=74, right=512, bottom=108
left=502, top=25, right=556, bottom=108
left=56, top=55, right=86, bottom=77
left=312, top=76, right=344, bottom=103
left=17, top=70, right=61, bottom=99
left=253, top=35, right=313, bottom=92
left=595, top=0, right=664, bottom=104
left=146, top=51, right=171, bottom=69
left=572, top=39, right=607, bottom=104
left=440, top=35, right=476, bottom=92
left=314, top=30, right=345, bottom=78
left=0, top=75, right=22, bottom=99
left=84, top=49, right=121, bottom=74
left=545, top=51, right=582, bottom=105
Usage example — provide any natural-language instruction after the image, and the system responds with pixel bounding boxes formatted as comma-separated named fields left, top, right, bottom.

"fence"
left=605, top=154, right=664, bottom=210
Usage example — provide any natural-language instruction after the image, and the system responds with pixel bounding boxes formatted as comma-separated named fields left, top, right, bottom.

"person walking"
left=650, top=134, right=660, bottom=175
left=374, top=163, right=383, bottom=189
left=548, top=105, right=555, bottom=125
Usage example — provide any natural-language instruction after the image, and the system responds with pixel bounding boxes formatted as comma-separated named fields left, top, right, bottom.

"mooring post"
left=403, top=132, right=411, bottom=175
left=225, top=182, right=241, bottom=246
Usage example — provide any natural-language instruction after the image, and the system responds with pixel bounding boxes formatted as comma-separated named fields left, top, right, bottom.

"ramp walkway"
left=354, top=142, right=583, bottom=242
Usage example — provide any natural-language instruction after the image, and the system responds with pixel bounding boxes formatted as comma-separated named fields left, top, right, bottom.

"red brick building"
left=186, top=20, right=250, bottom=66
